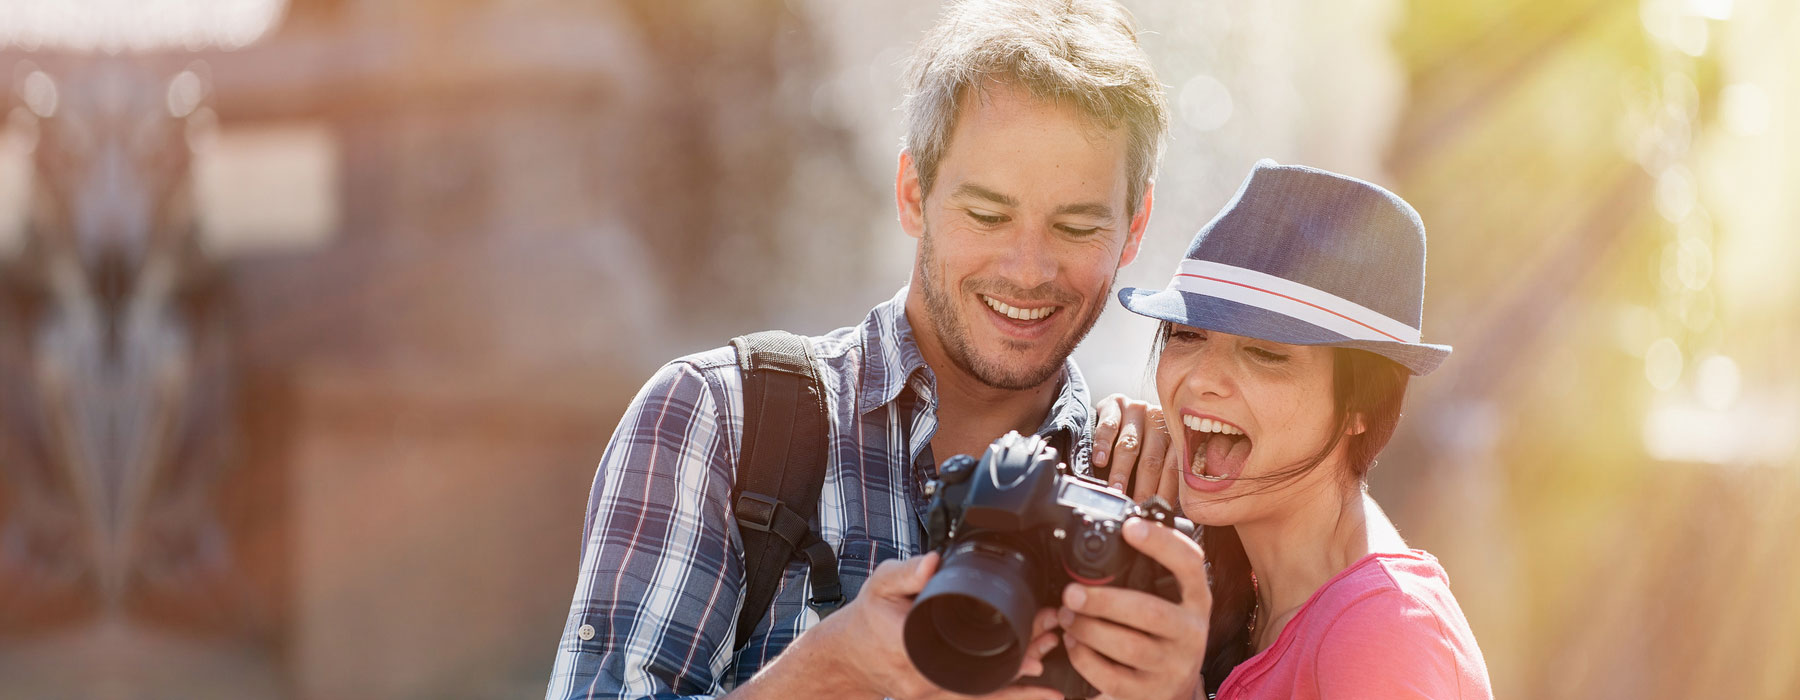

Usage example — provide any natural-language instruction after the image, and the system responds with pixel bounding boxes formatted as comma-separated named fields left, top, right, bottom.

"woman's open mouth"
left=1181, top=412, right=1252, bottom=491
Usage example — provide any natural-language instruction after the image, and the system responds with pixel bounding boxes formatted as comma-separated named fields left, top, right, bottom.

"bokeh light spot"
left=1645, top=337, right=1683, bottom=391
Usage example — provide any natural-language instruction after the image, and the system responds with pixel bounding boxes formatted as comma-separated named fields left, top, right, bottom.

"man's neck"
left=903, top=298, right=1063, bottom=462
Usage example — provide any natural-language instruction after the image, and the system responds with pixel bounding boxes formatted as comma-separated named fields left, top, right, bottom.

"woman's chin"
left=1176, top=494, right=1239, bottom=527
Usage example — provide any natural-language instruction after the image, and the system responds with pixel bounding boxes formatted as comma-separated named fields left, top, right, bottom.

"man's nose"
left=995, top=223, right=1059, bottom=291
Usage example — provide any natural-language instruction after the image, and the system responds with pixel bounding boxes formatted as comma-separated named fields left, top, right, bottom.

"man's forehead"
left=954, top=81, right=1128, bottom=145
left=933, top=85, right=1132, bottom=207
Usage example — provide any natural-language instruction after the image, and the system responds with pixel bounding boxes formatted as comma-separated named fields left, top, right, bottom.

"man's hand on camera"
left=1092, top=394, right=1181, bottom=506
left=1058, top=517, right=1211, bottom=700
left=773, top=551, right=1063, bottom=700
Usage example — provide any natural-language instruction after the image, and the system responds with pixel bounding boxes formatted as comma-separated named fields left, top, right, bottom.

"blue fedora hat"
left=1119, top=159, right=1451, bottom=375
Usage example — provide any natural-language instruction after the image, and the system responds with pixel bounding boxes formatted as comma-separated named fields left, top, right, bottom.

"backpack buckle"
left=735, top=492, right=781, bottom=533
left=808, top=592, right=845, bottom=619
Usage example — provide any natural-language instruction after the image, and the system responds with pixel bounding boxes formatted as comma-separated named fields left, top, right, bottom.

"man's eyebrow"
left=951, top=183, right=1115, bottom=219
left=950, top=183, right=1018, bottom=208
left=1054, top=202, right=1114, bottom=219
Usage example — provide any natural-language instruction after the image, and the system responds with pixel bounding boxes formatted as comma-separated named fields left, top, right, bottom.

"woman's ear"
left=1346, top=412, right=1368, bottom=437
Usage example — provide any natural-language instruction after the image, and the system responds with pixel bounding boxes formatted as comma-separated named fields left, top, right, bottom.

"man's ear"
left=1118, top=181, right=1153, bottom=267
left=896, top=150, right=926, bottom=240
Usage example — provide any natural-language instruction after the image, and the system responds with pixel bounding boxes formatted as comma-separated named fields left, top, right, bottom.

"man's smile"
left=977, top=292, right=1068, bottom=341
left=980, top=294, right=1060, bottom=321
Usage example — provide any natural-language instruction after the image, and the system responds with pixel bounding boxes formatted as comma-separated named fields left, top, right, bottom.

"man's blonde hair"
left=901, top=0, right=1169, bottom=217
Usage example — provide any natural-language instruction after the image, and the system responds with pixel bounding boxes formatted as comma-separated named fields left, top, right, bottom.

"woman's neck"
left=1235, top=485, right=1397, bottom=641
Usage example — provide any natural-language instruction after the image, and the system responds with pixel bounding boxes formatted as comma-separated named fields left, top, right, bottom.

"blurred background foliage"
left=0, top=0, right=1794, bottom=698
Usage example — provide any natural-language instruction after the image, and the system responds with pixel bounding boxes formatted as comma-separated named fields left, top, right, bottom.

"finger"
left=1059, top=610, right=1162, bottom=673
left=1030, top=606, right=1060, bottom=637
left=1107, top=401, right=1148, bottom=490
left=1122, top=518, right=1211, bottom=614
left=1015, top=608, right=1061, bottom=678
left=1133, top=407, right=1170, bottom=502
left=1017, top=629, right=1060, bottom=679
left=1093, top=394, right=1125, bottom=470
left=1063, top=583, right=1190, bottom=641
left=1062, top=632, right=1138, bottom=697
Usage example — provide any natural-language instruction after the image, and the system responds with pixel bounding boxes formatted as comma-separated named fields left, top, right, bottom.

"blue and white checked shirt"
left=546, top=287, right=1093, bottom=699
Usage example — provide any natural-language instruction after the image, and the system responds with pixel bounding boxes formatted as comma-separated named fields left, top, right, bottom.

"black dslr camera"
left=903, top=431, right=1194, bottom=698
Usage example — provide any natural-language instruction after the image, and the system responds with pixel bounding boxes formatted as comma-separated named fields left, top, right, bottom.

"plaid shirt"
left=546, top=287, right=1093, bottom=699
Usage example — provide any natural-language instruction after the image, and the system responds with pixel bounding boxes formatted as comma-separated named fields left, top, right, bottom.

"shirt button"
left=577, top=624, right=596, bottom=641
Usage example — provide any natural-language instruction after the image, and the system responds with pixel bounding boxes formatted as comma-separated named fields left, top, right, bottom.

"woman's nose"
left=1182, top=347, right=1236, bottom=398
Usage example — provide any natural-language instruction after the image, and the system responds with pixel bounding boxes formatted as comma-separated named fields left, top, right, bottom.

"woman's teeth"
left=1182, top=414, right=1244, bottom=481
left=1181, top=414, right=1243, bottom=436
left=982, top=295, right=1057, bottom=321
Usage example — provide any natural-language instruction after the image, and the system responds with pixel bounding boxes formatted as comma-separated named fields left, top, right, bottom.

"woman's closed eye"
left=1245, top=346, right=1288, bottom=363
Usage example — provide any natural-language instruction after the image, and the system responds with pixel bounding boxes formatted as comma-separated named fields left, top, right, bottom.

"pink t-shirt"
left=1215, top=550, right=1492, bottom=700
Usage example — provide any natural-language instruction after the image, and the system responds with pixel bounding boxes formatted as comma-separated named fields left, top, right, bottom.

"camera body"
left=904, top=431, right=1194, bottom=698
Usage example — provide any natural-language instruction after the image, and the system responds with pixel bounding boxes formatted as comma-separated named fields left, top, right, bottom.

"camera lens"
left=928, top=595, right=1013, bottom=657
left=904, top=540, right=1040, bottom=695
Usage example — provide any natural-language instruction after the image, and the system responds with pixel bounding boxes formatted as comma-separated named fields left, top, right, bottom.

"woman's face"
left=1155, top=324, right=1355, bottom=525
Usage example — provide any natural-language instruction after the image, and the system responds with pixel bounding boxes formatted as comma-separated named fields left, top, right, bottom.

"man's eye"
left=1058, top=225, right=1101, bottom=236
left=1169, top=328, right=1205, bottom=342
left=968, top=210, right=1006, bottom=225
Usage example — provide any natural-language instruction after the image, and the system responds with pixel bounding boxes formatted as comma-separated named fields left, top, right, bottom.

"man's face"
left=899, top=83, right=1151, bottom=391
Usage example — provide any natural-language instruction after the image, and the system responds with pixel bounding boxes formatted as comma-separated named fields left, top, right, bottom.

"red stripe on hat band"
left=1174, top=273, right=1408, bottom=343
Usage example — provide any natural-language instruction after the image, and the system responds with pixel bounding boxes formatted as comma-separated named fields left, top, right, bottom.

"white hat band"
left=1167, top=259, right=1422, bottom=344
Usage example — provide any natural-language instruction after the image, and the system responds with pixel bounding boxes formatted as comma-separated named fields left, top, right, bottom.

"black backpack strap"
left=729, top=331, right=843, bottom=651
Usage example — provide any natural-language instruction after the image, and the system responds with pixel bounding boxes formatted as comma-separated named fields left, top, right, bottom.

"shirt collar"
left=858, top=286, right=933, bottom=416
left=1036, top=361, right=1093, bottom=472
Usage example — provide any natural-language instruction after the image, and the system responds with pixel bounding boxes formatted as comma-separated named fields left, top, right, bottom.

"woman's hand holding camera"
left=1058, top=517, right=1211, bottom=700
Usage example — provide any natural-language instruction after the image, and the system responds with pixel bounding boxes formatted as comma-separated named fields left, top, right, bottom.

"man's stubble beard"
left=917, top=224, right=1114, bottom=391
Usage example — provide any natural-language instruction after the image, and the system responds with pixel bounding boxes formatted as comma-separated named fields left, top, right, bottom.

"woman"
left=1056, top=160, right=1492, bottom=699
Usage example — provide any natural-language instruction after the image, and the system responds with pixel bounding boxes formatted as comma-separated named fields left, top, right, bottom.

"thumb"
left=868, top=551, right=940, bottom=599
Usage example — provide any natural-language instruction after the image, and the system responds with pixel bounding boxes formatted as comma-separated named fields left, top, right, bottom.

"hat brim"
left=1118, top=286, right=1451, bottom=376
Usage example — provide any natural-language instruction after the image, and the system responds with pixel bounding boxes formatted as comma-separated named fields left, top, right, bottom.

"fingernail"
left=1095, top=450, right=1108, bottom=465
left=1124, top=518, right=1148, bottom=541
left=1058, top=607, right=1075, bottom=628
left=1064, top=584, right=1086, bottom=610
left=1110, top=482, right=1124, bottom=491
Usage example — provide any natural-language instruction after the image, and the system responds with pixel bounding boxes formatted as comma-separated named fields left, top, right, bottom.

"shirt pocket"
left=834, top=535, right=906, bottom=602
left=764, top=535, right=903, bottom=633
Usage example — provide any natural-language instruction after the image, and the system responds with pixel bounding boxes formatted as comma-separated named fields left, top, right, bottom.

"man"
left=546, top=2, right=1185, bottom=697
